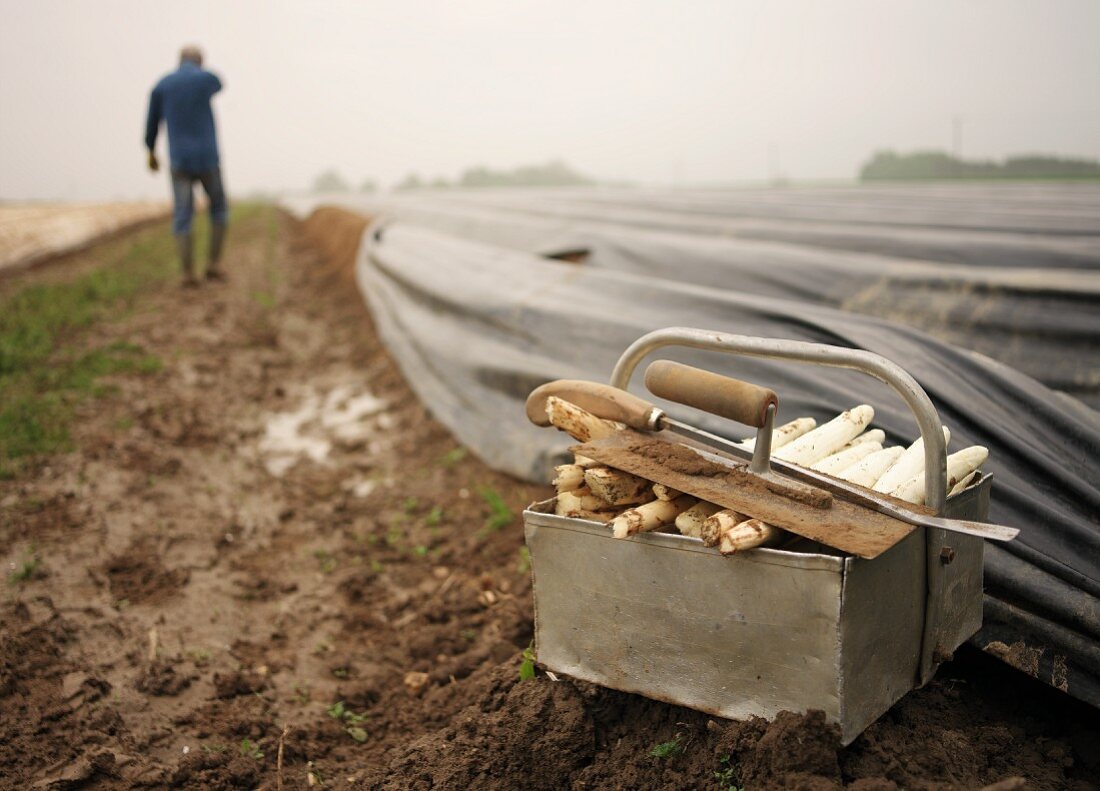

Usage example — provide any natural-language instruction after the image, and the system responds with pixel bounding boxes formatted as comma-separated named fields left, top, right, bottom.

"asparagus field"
left=1, top=204, right=1097, bottom=789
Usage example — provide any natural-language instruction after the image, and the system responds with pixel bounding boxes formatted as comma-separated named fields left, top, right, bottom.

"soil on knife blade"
left=1, top=206, right=1097, bottom=790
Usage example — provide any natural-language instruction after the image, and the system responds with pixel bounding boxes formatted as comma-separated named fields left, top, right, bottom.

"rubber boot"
left=176, top=233, right=198, bottom=288
left=206, top=224, right=227, bottom=281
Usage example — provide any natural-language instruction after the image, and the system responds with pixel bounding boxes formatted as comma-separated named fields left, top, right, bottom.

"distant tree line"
left=310, top=170, right=376, bottom=193
left=311, top=160, right=596, bottom=194
left=396, top=160, right=593, bottom=191
left=860, top=151, right=1100, bottom=181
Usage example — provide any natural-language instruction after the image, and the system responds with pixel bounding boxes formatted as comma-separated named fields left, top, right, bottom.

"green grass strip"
left=0, top=207, right=267, bottom=477
left=0, top=204, right=267, bottom=477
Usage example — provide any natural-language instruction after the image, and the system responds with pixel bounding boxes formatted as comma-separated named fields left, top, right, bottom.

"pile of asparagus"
left=543, top=396, right=989, bottom=555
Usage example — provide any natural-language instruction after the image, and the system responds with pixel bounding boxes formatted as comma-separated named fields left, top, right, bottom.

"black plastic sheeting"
left=284, top=186, right=1100, bottom=406
left=284, top=185, right=1100, bottom=705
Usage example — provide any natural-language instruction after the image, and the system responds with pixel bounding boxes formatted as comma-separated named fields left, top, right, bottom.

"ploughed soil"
left=2, top=206, right=1098, bottom=790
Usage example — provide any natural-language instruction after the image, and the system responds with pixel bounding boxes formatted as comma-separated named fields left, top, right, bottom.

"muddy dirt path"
left=1, top=207, right=1097, bottom=790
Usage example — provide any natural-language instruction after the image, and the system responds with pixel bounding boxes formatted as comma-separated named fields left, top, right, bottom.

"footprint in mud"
left=104, top=543, right=189, bottom=606
left=136, top=660, right=193, bottom=696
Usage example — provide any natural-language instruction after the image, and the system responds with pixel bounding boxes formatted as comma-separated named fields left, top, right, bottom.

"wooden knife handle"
left=525, top=380, right=658, bottom=430
left=644, top=360, right=778, bottom=428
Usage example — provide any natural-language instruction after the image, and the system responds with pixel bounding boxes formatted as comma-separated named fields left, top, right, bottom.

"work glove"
left=147, top=150, right=159, bottom=172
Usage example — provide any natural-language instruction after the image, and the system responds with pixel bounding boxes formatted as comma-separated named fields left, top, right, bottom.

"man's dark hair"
left=179, top=45, right=203, bottom=67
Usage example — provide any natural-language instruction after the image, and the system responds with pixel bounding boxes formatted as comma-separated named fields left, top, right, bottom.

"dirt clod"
left=104, top=545, right=189, bottom=605
left=729, top=710, right=843, bottom=789
left=137, top=661, right=193, bottom=696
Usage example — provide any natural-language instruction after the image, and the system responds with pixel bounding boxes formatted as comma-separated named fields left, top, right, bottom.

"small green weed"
left=714, top=754, right=744, bottom=789
left=650, top=737, right=682, bottom=760
left=239, top=738, right=264, bottom=760
left=326, top=700, right=367, bottom=724
left=186, top=648, right=212, bottom=664
left=425, top=505, right=444, bottom=527
left=251, top=290, right=277, bottom=310
left=8, top=551, right=41, bottom=584
left=326, top=700, right=369, bottom=741
left=307, top=762, right=327, bottom=786
left=519, top=641, right=536, bottom=681
left=402, top=496, right=419, bottom=514
left=516, top=546, right=531, bottom=574
left=478, top=486, right=514, bottom=533
left=313, top=549, right=337, bottom=574
left=440, top=447, right=467, bottom=467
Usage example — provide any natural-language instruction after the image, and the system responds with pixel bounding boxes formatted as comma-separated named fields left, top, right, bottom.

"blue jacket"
left=145, top=62, right=223, bottom=172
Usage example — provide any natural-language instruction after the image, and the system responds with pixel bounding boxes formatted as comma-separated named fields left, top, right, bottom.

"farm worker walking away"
left=144, top=45, right=228, bottom=287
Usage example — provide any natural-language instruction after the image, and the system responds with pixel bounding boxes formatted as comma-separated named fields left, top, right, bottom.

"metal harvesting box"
left=523, top=329, right=988, bottom=744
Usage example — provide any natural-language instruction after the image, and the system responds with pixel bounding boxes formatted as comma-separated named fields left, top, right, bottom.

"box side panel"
left=937, top=477, right=988, bottom=652
left=932, top=533, right=984, bottom=652
left=526, top=520, right=844, bottom=724
left=838, top=530, right=925, bottom=744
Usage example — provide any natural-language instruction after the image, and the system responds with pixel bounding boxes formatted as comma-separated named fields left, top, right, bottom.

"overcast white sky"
left=2, top=0, right=1098, bottom=201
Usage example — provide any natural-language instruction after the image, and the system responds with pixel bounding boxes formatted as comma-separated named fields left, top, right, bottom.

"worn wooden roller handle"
left=525, top=380, right=658, bottom=430
left=644, top=360, right=778, bottom=428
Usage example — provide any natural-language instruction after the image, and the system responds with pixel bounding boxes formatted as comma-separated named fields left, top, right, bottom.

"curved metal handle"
left=644, top=360, right=778, bottom=429
left=610, top=327, right=948, bottom=513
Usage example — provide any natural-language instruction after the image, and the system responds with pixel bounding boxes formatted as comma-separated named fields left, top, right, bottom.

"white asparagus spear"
left=890, top=447, right=989, bottom=505
left=849, top=429, right=886, bottom=446
left=545, top=396, right=623, bottom=442
left=553, top=464, right=586, bottom=493
left=555, top=488, right=616, bottom=514
left=948, top=470, right=980, bottom=497
left=811, top=441, right=882, bottom=475
left=773, top=405, right=875, bottom=465
left=584, top=467, right=652, bottom=506
left=553, top=497, right=615, bottom=523
left=872, top=427, right=951, bottom=494
left=674, top=501, right=723, bottom=539
left=837, top=446, right=905, bottom=488
left=741, top=417, right=817, bottom=451
left=718, top=518, right=783, bottom=555
left=700, top=509, right=748, bottom=547
left=652, top=483, right=684, bottom=501
left=611, top=496, right=696, bottom=539
left=946, top=447, right=988, bottom=491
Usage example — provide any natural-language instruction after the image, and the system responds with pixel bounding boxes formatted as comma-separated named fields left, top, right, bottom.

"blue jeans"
left=171, top=167, right=228, bottom=235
